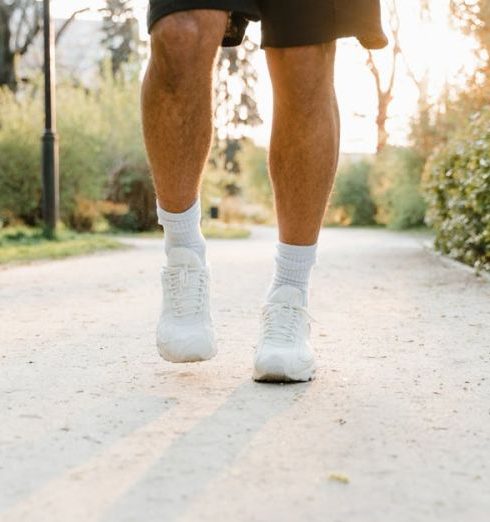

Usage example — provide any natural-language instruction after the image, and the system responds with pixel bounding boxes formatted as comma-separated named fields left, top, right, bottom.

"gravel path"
left=1, top=226, right=489, bottom=522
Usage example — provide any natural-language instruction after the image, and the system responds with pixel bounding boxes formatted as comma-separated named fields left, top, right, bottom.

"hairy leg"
left=265, top=42, right=340, bottom=245
left=141, top=10, right=228, bottom=212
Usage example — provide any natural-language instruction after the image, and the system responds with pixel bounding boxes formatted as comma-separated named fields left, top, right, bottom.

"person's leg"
left=253, top=43, right=339, bottom=382
left=141, top=9, right=228, bottom=363
left=141, top=10, right=228, bottom=262
left=265, top=42, right=339, bottom=304
left=267, top=42, right=339, bottom=243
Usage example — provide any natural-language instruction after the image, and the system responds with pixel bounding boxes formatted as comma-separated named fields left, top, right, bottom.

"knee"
left=269, top=43, right=336, bottom=103
left=150, top=12, right=224, bottom=73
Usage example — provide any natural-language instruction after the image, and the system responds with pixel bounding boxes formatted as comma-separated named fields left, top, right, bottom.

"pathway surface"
left=1, top=227, right=489, bottom=522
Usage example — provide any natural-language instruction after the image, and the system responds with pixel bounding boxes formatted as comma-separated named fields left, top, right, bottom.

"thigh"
left=257, top=0, right=387, bottom=49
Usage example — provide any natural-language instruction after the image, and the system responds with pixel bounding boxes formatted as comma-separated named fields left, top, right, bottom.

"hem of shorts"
left=261, top=30, right=389, bottom=50
left=148, top=2, right=260, bottom=33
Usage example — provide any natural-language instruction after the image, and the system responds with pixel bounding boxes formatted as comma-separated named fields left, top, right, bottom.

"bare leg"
left=144, top=11, right=228, bottom=364
left=265, top=42, right=340, bottom=245
left=253, top=43, right=340, bottom=382
left=141, top=10, right=228, bottom=212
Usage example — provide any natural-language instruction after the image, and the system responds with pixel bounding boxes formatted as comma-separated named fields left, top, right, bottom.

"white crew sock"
left=267, top=241, right=318, bottom=307
left=156, top=198, right=206, bottom=264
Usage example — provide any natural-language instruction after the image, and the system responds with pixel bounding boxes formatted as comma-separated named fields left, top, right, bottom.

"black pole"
left=42, top=0, right=59, bottom=238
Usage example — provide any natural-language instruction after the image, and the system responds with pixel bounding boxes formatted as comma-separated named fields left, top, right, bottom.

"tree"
left=411, top=0, right=490, bottom=156
left=101, top=0, right=140, bottom=77
left=404, top=3, right=434, bottom=158
left=211, top=36, right=262, bottom=195
left=55, top=8, right=90, bottom=46
left=0, top=0, right=41, bottom=90
left=450, top=0, right=490, bottom=63
left=365, top=0, right=401, bottom=153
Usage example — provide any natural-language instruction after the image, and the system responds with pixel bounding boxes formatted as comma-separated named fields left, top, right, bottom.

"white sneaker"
left=253, top=285, right=316, bottom=382
left=156, top=247, right=217, bottom=363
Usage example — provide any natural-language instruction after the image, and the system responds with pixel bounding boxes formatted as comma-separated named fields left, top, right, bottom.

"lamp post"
left=41, top=0, right=59, bottom=238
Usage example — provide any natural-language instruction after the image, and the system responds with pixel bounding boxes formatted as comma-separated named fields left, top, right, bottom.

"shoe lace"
left=262, top=302, right=315, bottom=344
left=163, top=265, right=206, bottom=317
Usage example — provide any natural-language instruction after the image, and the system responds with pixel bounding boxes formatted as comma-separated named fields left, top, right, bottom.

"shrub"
left=0, top=88, right=42, bottom=225
left=328, top=160, right=376, bottom=226
left=239, top=140, right=272, bottom=209
left=423, top=108, right=490, bottom=271
left=370, top=146, right=426, bottom=229
left=0, top=72, right=148, bottom=231
left=57, top=86, right=110, bottom=222
left=68, top=198, right=100, bottom=232
left=106, top=163, right=156, bottom=231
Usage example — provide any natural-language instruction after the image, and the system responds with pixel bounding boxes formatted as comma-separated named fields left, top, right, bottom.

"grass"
left=0, top=220, right=250, bottom=265
left=0, top=226, right=124, bottom=265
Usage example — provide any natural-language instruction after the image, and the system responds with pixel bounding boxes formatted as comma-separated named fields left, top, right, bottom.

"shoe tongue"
left=268, top=285, right=304, bottom=307
left=166, top=247, right=203, bottom=269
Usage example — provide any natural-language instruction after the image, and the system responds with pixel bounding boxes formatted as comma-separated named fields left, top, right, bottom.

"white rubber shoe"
left=156, top=247, right=217, bottom=363
left=253, top=285, right=316, bottom=382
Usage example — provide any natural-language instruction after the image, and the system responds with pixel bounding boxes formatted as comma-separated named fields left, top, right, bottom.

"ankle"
left=157, top=198, right=207, bottom=264
left=267, top=241, right=318, bottom=307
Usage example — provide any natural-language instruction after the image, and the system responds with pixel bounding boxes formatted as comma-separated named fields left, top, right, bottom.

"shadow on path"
left=0, top=394, right=173, bottom=512
left=103, top=379, right=310, bottom=522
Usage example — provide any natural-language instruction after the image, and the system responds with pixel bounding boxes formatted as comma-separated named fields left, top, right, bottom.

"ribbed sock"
left=156, top=198, right=206, bottom=264
left=267, top=241, right=318, bottom=307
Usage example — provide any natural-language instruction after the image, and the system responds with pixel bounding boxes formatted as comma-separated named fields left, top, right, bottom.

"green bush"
left=423, top=108, right=490, bottom=271
left=0, top=89, right=42, bottom=225
left=329, top=160, right=376, bottom=225
left=0, top=84, right=110, bottom=226
left=239, top=140, right=272, bottom=208
left=0, top=72, right=148, bottom=230
left=57, top=86, right=110, bottom=221
left=370, top=146, right=426, bottom=229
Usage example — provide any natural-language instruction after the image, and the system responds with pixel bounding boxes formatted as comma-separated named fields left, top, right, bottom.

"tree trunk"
left=0, top=10, right=17, bottom=90
left=376, top=95, right=390, bottom=153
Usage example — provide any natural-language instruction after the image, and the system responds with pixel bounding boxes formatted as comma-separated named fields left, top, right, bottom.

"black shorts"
left=147, top=0, right=388, bottom=49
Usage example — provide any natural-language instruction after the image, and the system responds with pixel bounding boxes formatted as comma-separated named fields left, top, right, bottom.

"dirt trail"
left=1, top=227, right=489, bottom=522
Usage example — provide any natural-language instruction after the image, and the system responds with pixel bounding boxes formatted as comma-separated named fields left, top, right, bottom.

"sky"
left=50, top=0, right=478, bottom=153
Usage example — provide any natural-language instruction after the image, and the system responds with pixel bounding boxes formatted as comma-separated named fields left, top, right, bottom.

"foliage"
left=0, top=72, right=148, bottom=229
left=214, top=36, right=262, bottom=144
left=238, top=140, right=272, bottom=208
left=201, top=139, right=272, bottom=223
left=0, top=82, right=108, bottom=226
left=410, top=1, right=490, bottom=161
left=423, top=108, right=490, bottom=271
left=56, top=85, right=111, bottom=222
left=68, top=198, right=102, bottom=232
left=0, top=0, right=41, bottom=89
left=450, top=0, right=490, bottom=64
left=409, top=1, right=490, bottom=269
left=370, top=146, right=426, bottom=229
left=101, top=0, right=141, bottom=77
left=212, top=36, right=262, bottom=193
left=0, top=87, right=42, bottom=224
left=200, top=220, right=250, bottom=239
left=329, top=160, right=376, bottom=226
left=364, top=0, right=401, bottom=153
left=106, top=163, right=156, bottom=231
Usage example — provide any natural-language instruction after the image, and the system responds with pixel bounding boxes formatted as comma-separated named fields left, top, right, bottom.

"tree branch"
left=55, top=8, right=90, bottom=45
left=17, top=3, right=41, bottom=56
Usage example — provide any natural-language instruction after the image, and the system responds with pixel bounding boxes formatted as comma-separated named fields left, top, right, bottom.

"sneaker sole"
left=253, top=362, right=316, bottom=383
left=157, top=343, right=217, bottom=364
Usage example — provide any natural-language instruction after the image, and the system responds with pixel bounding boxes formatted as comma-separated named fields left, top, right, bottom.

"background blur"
left=0, top=0, right=489, bottom=271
